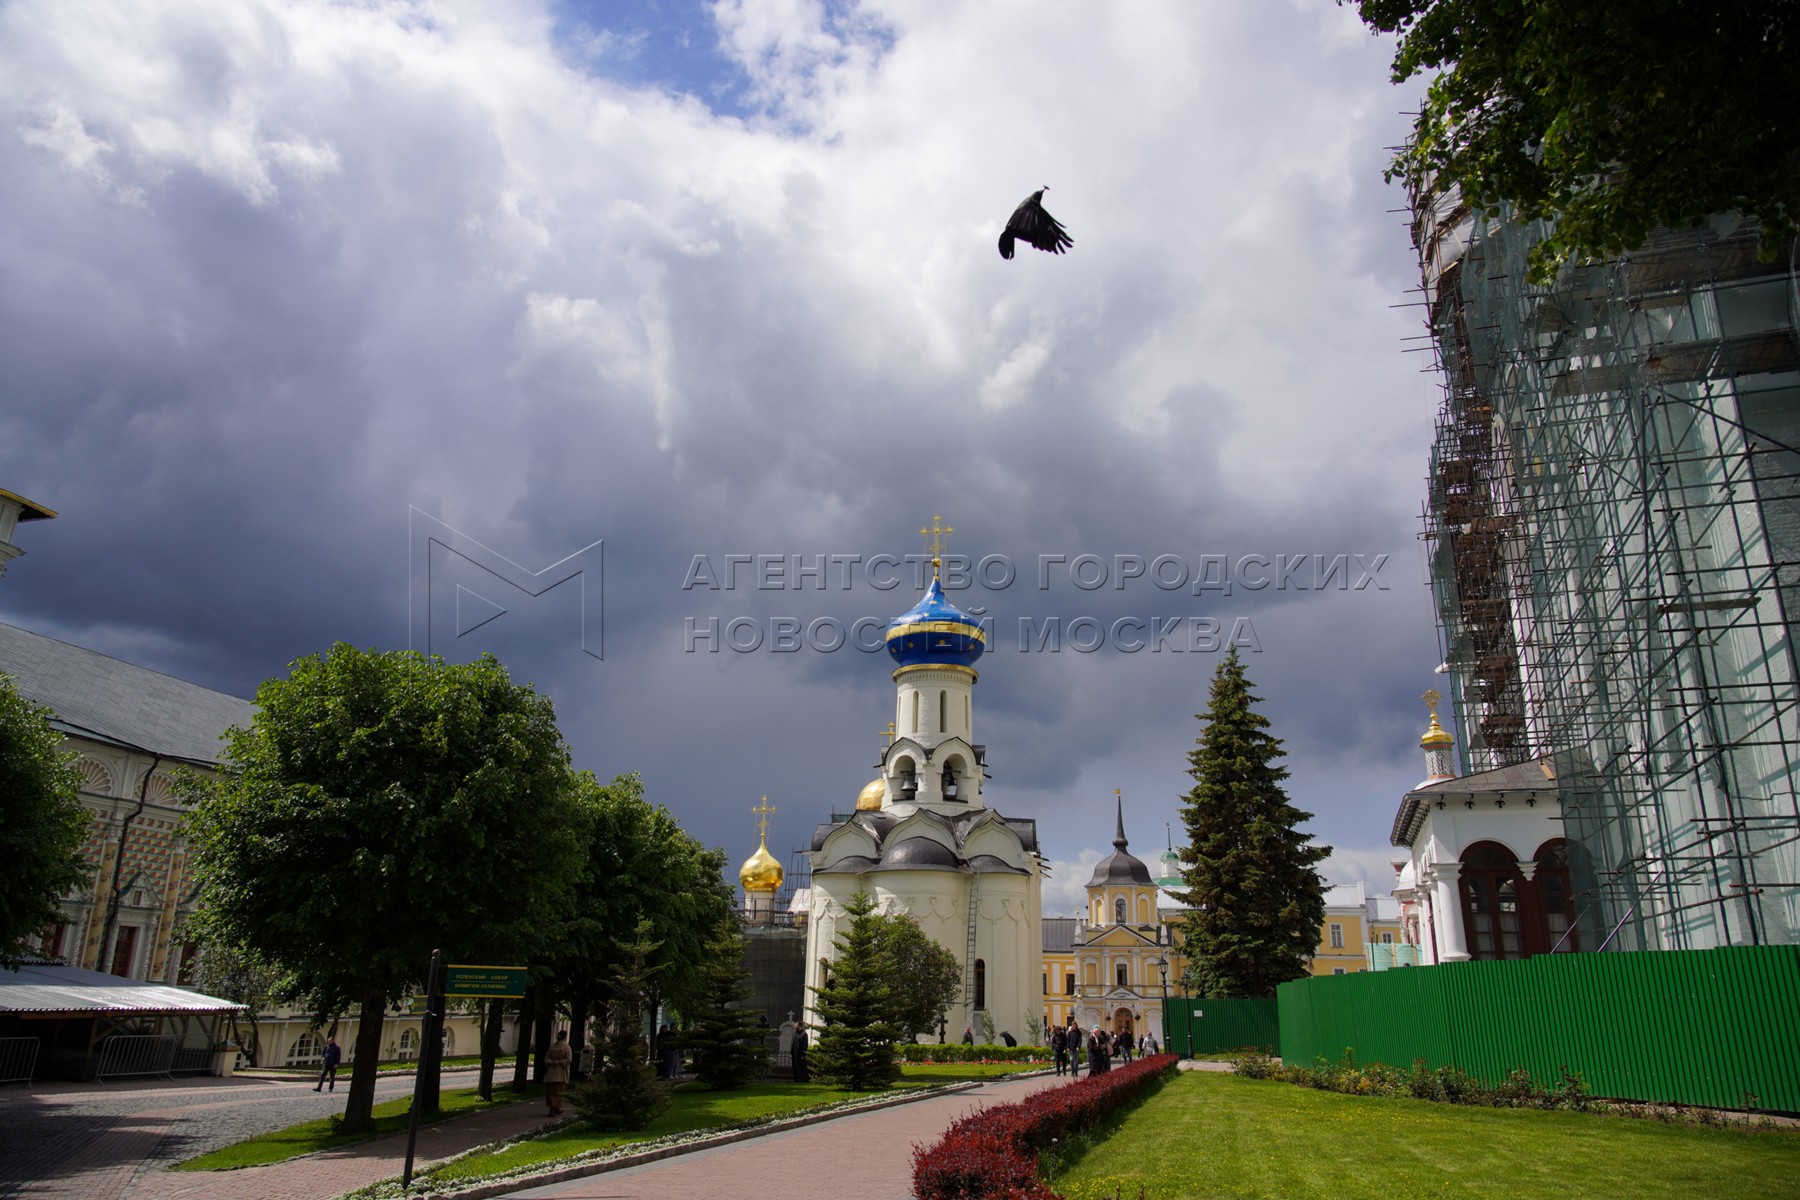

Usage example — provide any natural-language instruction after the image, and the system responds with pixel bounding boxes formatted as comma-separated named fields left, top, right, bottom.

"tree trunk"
left=531, top=989, right=553, bottom=1081
left=339, top=985, right=387, bottom=1134
left=510, top=986, right=534, bottom=1094
left=567, top=992, right=591, bottom=1080
left=478, top=999, right=505, bottom=1101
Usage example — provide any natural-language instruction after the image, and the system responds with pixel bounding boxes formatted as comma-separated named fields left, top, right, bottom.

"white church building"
left=803, top=550, right=1044, bottom=1041
left=1390, top=694, right=1577, bottom=962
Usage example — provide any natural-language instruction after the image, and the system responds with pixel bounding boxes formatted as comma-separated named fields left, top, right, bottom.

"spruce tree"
left=809, top=890, right=901, bottom=1090
left=679, top=925, right=764, bottom=1090
left=569, top=920, right=670, bottom=1129
left=1176, top=649, right=1330, bottom=999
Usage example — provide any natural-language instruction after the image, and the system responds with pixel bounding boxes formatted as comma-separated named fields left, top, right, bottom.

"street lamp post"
left=1179, top=974, right=1192, bottom=1058
left=1153, top=956, right=1168, bottom=1053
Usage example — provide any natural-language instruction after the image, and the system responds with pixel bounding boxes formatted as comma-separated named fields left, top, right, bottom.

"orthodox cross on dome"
left=752, top=795, right=777, bottom=842
left=1422, top=689, right=1443, bottom=719
left=879, top=721, right=896, bottom=749
left=920, top=514, right=953, bottom=579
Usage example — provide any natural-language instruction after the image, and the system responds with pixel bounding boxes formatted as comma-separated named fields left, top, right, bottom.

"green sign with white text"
left=443, top=965, right=527, bottom=998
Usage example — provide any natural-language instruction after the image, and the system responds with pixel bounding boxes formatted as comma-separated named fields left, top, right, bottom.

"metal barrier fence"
left=94, top=1035, right=178, bottom=1083
left=1277, top=945, right=1800, bottom=1112
left=1159, top=997, right=1279, bottom=1056
left=0, top=1037, right=39, bottom=1085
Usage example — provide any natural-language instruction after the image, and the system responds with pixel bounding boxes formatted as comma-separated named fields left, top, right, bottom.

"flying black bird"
left=998, top=187, right=1072, bottom=259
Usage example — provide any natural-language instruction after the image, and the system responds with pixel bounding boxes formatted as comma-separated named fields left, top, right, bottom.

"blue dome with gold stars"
left=886, top=578, right=986, bottom=671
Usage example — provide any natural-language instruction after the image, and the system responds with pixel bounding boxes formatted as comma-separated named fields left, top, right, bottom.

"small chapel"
left=803, top=522, right=1044, bottom=1041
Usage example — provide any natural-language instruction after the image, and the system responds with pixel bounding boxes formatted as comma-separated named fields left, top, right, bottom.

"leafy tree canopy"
left=1176, top=650, right=1329, bottom=999
left=870, top=912, right=960, bottom=1042
left=1354, top=0, right=1799, bottom=278
left=550, top=771, right=735, bottom=1019
left=0, top=671, right=88, bottom=968
left=181, top=644, right=587, bottom=1130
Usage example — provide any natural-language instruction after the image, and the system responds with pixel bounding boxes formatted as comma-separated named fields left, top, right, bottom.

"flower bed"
left=911, top=1053, right=1178, bottom=1200
left=899, top=1043, right=1049, bottom=1064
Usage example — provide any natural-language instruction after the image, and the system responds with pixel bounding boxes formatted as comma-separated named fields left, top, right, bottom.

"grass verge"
left=1052, top=1071, right=1800, bottom=1200
left=173, top=1085, right=534, bottom=1171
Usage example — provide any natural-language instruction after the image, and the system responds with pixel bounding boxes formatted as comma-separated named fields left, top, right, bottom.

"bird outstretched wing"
left=999, top=189, right=1072, bottom=259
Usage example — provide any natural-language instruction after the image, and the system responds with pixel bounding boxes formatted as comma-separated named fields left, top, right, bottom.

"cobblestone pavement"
left=0, top=1068, right=510, bottom=1200
left=504, top=1071, right=1070, bottom=1200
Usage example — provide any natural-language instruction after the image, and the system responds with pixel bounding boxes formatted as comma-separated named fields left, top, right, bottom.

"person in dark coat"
left=791, top=1023, right=810, bottom=1083
left=1067, top=1019, right=1084, bottom=1076
left=1000, top=1030, right=1016, bottom=1047
left=313, top=1035, right=342, bottom=1092
left=961, top=1025, right=975, bottom=1046
left=1087, top=1027, right=1104, bottom=1076
left=1051, top=1025, right=1067, bottom=1076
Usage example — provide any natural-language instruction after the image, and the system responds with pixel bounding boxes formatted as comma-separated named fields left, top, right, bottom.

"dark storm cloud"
left=0, top=0, right=1439, bottom=906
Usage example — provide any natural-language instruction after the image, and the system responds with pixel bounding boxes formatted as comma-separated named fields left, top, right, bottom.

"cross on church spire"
left=1422, top=689, right=1443, bottom=719
left=753, top=795, right=777, bottom=843
left=920, top=514, right=953, bottom=579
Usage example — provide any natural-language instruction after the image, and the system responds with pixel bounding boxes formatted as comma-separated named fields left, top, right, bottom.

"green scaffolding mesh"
left=1413, top=191, right=1800, bottom=952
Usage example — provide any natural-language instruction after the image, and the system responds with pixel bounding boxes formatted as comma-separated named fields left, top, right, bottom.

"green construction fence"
left=1277, top=945, right=1800, bottom=1112
left=1160, top=996, right=1279, bottom=1057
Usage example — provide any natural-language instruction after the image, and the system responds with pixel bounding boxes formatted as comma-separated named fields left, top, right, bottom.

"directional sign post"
left=444, top=965, right=527, bottom=999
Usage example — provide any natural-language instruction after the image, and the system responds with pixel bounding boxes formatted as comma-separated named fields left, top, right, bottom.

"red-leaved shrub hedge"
left=911, top=1053, right=1178, bottom=1200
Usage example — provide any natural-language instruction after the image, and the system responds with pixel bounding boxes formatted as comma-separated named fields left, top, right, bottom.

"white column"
left=1430, top=863, right=1470, bottom=961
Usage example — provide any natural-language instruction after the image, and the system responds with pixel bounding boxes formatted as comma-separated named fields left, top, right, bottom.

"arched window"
left=911, top=692, right=920, bottom=733
left=1116, top=962, right=1128, bottom=988
left=287, top=1031, right=322, bottom=1065
left=939, top=691, right=947, bottom=733
left=1534, top=839, right=1578, bottom=953
left=974, top=959, right=986, bottom=1010
left=1460, top=841, right=1523, bottom=960
left=1114, top=896, right=1127, bottom=925
left=398, top=1029, right=418, bottom=1061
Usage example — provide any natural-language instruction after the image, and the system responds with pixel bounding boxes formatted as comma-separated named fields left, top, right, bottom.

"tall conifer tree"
left=809, top=890, right=900, bottom=1090
left=1176, top=649, right=1330, bottom=998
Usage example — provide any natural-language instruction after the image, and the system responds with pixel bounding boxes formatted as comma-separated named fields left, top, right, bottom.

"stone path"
left=502, top=1071, right=1069, bottom=1200
left=2, top=1069, right=1078, bottom=1200
left=0, top=1068, right=548, bottom=1200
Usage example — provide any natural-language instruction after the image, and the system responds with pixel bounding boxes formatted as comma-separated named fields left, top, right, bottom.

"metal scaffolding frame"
left=1412, top=189, right=1800, bottom=952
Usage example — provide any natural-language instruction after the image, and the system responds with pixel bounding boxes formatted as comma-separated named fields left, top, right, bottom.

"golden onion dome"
left=854, top=777, right=886, bottom=811
left=739, top=836, right=784, bottom=893
left=1420, top=713, right=1455, bottom=749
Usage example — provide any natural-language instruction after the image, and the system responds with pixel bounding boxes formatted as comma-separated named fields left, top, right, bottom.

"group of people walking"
left=1049, top=1019, right=1156, bottom=1077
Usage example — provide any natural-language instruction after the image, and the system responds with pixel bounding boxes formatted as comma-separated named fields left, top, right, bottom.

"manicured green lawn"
left=1053, top=1072, right=1800, bottom=1200
left=175, top=1085, right=532, bottom=1170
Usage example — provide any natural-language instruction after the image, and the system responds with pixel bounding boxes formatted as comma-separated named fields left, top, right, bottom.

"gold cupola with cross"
left=1420, top=690, right=1457, bottom=783
left=739, top=797, right=784, bottom=894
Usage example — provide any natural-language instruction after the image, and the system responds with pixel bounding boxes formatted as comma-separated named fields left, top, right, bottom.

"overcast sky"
left=0, top=0, right=1449, bottom=916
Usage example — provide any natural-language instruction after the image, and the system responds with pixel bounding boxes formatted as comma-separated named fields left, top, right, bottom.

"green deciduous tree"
left=1175, top=649, right=1329, bottom=999
left=181, top=645, right=586, bottom=1133
left=189, top=941, right=287, bottom=1065
left=546, top=771, right=735, bottom=1077
left=870, top=912, right=960, bottom=1043
left=810, top=890, right=901, bottom=1090
left=0, top=671, right=87, bottom=968
left=1354, top=0, right=1799, bottom=279
left=677, top=924, right=765, bottom=1090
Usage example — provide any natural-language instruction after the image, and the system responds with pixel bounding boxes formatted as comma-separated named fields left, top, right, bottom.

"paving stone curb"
left=407, top=1080, right=995, bottom=1200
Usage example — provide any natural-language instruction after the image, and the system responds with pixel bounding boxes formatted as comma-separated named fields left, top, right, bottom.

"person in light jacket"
left=544, top=1030, right=572, bottom=1117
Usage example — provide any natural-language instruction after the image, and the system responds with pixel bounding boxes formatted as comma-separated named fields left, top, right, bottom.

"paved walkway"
left=503, top=1071, right=1069, bottom=1200
left=0, top=1068, right=551, bottom=1200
